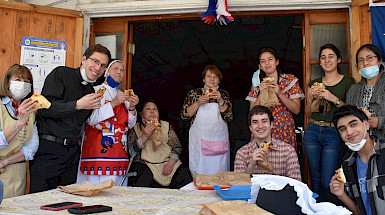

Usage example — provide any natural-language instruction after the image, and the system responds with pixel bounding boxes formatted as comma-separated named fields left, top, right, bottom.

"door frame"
left=90, top=9, right=352, bottom=186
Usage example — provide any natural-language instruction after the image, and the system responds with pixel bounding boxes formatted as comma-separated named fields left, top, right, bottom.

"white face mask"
left=344, top=123, right=367, bottom=152
left=81, top=61, right=96, bottom=83
left=9, top=81, right=31, bottom=100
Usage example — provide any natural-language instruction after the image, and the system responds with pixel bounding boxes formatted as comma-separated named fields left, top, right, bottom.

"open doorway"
left=130, top=16, right=304, bottom=168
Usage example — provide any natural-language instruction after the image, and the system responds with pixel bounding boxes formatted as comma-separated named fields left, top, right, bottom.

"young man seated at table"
left=330, top=105, right=385, bottom=215
left=234, top=105, right=301, bottom=181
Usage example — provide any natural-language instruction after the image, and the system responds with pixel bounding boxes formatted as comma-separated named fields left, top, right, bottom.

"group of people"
left=234, top=43, right=384, bottom=214
left=0, top=42, right=383, bottom=214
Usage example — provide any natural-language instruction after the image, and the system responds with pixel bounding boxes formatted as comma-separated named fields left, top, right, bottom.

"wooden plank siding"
left=0, top=0, right=83, bottom=78
left=0, top=0, right=83, bottom=195
left=350, top=0, right=385, bottom=81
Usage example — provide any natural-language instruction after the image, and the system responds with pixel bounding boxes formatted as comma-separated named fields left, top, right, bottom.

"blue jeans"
left=303, top=122, right=343, bottom=193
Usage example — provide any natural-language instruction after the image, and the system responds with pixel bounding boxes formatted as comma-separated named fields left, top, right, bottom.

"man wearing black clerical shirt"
left=30, top=44, right=111, bottom=193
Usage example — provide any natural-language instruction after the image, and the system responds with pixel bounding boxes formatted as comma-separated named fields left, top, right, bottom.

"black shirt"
left=37, top=66, right=95, bottom=141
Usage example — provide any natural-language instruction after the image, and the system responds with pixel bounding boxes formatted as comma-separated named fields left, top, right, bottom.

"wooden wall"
left=0, top=0, right=83, bottom=78
left=351, top=0, right=385, bottom=81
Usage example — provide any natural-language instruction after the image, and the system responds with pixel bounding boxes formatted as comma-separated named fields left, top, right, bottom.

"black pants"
left=127, top=162, right=192, bottom=189
left=29, top=138, right=80, bottom=193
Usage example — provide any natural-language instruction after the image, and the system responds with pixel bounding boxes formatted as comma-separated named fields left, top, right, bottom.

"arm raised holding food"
left=186, top=94, right=209, bottom=118
left=330, top=174, right=359, bottom=215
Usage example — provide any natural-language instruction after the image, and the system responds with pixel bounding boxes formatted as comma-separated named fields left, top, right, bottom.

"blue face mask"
left=252, top=69, right=260, bottom=88
left=106, top=76, right=121, bottom=88
left=359, top=65, right=380, bottom=80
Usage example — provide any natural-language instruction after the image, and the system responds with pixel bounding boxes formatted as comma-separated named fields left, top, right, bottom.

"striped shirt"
left=234, top=138, right=301, bottom=181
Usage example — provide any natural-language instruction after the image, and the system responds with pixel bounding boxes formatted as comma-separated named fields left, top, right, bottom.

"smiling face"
left=336, top=115, right=369, bottom=144
left=320, top=48, right=341, bottom=73
left=141, top=102, right=159, bottom=121
left=108, top=61, right=124, bottom=83
left=82, top=52, right=109, bottom=81
left=203, top=70, right=220, bottom=88
left=357, top=48, right=381, bottom=69
left=259, top=52, right=279, bottom=76
left=249, top=113, right=272, bottom=142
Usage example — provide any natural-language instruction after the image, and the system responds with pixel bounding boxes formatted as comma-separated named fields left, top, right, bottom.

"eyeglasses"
left=88, top=57, right=107, bottom=70
left=357, top=55, right=377, bottom=64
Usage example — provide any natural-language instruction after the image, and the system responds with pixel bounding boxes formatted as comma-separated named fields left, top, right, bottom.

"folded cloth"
left=200, top=200, right=272, bottom=215
left=58, top=179, right=115, bottom=196
left=249, top=175, right=352, bottom=215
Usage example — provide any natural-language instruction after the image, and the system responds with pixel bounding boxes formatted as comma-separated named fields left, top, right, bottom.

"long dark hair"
left=319, top=44, right=342, bottom=73
left=258, top=47, right=283, bottom=82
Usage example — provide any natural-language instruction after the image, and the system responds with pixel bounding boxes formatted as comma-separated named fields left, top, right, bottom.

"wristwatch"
left=335, top=99, right=341, bottom=105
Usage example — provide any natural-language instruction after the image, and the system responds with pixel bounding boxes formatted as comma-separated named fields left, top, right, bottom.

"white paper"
left=20, top=36, right=66, bottom=94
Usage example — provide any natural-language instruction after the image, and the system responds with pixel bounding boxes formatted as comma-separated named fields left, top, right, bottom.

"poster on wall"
left=20, top=36, right=66, bottom=93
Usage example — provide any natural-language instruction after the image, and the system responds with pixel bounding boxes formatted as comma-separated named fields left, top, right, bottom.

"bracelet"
left=129, top=108, right=136, bottom=111
left=13, top=121, right=22, bottom=132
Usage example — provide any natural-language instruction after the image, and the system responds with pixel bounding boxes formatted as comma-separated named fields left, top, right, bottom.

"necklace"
left=323, top=75, right=343, bottom=86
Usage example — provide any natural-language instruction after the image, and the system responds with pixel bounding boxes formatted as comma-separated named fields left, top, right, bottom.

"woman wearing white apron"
left=181, top=65, right=233, bottom=178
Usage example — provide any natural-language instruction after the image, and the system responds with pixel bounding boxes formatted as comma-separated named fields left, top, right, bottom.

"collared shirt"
left=0, top=97, right=39, bottom=160
left=234, top=138, right=301, bottom=181
left=36, top=66, right=95, bottom=141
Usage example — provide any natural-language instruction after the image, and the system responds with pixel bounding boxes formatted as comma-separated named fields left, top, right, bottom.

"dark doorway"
left=131, top=16, right=304, bottom=168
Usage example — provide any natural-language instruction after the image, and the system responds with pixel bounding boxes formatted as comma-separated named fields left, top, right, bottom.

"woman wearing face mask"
left=346, top=44, right=385, bottom=139
left=181, top=65, right=233, bottom=178
left=246, top=47, right=304, bottom=149
left=0, top=64, right=38, bottom=198
left=304, top=44, right=354, bottom=202
left=77, top=59, right=139, bottom=186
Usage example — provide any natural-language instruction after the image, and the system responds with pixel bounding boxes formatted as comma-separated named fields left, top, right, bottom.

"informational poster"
left=20, top=36, right=66, bottom=93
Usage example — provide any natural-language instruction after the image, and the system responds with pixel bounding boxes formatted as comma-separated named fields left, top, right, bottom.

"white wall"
left=25, top=0, right=79, bottom=10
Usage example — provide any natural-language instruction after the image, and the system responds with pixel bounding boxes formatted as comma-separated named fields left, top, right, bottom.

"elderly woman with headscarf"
left=77, top=59, right=139, bottom=186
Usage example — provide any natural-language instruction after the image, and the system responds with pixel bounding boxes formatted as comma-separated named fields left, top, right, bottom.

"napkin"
left=249, top=175, right=352, bottom=215
left=58, top=179, right=115, bottom=196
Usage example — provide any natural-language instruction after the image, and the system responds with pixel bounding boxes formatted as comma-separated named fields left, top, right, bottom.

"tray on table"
left=213, top=185, right=251, bottom=201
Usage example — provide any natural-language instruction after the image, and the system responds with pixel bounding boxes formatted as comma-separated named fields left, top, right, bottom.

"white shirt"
left=0, top=97, right=39, bottom=160
left=87, top=83, right=137, bottom=128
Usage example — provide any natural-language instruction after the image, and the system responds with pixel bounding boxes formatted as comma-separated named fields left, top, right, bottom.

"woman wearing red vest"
left=77, top=59, right=139, bottom=186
